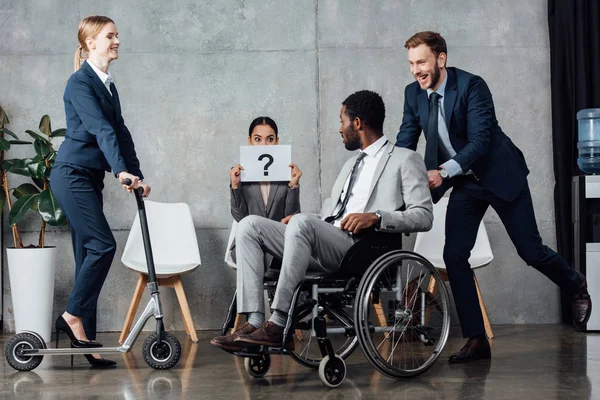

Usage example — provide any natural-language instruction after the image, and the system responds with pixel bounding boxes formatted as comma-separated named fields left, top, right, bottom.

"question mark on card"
left=258, top=154, right=274, bottom=176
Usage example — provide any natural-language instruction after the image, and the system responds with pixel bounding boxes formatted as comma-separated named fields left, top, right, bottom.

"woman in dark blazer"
left=49, top=15, right=150, bottom=367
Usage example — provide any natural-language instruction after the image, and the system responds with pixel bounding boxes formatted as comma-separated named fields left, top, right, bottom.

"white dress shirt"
left=86, top=60, right=113, bottom=96
left=332, top=135, right=388, bottom=228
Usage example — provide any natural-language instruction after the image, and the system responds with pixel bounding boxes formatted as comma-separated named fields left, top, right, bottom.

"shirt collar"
left=86, top=59, right=113, bottom=86
left=426, top=72, right=447, bottom=99
left=360, top=135, right=388, bottom=158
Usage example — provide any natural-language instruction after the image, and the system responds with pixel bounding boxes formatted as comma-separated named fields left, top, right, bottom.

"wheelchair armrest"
left=336, top=232, right=404, bottom=278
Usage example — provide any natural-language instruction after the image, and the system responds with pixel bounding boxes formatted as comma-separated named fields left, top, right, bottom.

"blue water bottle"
left=577, top=108, right=600, bottom=174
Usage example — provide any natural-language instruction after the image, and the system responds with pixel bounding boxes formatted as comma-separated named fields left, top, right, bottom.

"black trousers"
left=444, top=177, right=581, bottom=338
left=50, top=163, right=116, bottom=340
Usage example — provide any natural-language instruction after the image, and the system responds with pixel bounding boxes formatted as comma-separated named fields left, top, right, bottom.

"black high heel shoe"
left=83, top=354, right=117, bottom=367
left=55, top=316, right=103, bottom=348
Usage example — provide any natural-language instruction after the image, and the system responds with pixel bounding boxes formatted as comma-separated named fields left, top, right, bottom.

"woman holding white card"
left=229, top=116, right=302, bottom=226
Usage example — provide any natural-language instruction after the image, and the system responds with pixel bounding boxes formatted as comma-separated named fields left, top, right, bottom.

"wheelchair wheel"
left=290, top=287, right=358, bottom=369
left=244, top=355, right=271, bottom=378
left=355, top=251, right=450, bottom=378
left=318, top=355, right=346, bottom=388
left=5, top=333, right=44, bottom=371
left=142, top=332, right=182, bottom=370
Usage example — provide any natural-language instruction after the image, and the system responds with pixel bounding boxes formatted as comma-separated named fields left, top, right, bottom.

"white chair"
left=119, top=201, right=201, bottom=343
left=414, top=196, right=495, bottom=339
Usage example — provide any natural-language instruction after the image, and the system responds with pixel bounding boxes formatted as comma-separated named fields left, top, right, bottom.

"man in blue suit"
left=396, top=31, right=591, bottom=363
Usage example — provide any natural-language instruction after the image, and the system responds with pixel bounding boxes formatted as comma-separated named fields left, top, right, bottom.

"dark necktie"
left=424, top=92, right=442, bottom=170
left=325, top=152, right=367, bottom=223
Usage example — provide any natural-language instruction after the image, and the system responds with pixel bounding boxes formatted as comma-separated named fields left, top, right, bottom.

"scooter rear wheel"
left=5, top=333, right=44, bottom=371
left=142, top=332, right=181, bottom=370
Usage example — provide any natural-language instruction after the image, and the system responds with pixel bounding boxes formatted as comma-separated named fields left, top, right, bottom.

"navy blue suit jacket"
left=395, top=67, right=528, bottom=203
left=56, top=61, right=143, bottom=179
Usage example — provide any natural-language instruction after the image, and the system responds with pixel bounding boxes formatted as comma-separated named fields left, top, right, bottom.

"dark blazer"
left=228, top=182, right=300, bottom=256
left=56, top=61, right=143, bottom=178
left=230, top=182, right=300, bottom=223
left=395, top=67, right=529, bottom=203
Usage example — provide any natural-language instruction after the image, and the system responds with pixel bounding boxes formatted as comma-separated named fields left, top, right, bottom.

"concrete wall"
left=1, top=0, right=558, bottom=333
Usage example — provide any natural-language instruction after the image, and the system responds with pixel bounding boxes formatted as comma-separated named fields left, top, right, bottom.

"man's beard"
left=428, top=64, right=441, bottom=90
left=344, top=128, right=363, bottom=151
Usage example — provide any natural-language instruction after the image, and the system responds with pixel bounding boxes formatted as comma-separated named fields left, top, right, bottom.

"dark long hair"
left=248, top=116, right=278, bottom=137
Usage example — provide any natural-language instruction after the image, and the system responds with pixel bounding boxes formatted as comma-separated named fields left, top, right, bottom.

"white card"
left=240, top=145, right=292, bottom=182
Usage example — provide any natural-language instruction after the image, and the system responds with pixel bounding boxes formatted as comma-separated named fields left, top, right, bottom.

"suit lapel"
left=328, top=158, right=355, bottom=214
left=443, top=68, right=458, bottom=130
left=81, top=62, right=117, bottom=110
left=366, top=143, right=393, bottom=201
left=265, top=182, right=281, bottom=216
left=249, top=183, right=266, bottom=215
left=111, top=83, right=122, bottom=115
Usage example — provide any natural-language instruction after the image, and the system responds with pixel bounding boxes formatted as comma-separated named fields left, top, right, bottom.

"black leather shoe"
left=83, top=354, right=117, bottom=367
left=448, top=336, right=491, bottom=364
left=572, top=271, right=592, bottom=330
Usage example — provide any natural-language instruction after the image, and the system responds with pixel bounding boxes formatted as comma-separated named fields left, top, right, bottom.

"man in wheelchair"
left=211, top=90, right=433, bottom=351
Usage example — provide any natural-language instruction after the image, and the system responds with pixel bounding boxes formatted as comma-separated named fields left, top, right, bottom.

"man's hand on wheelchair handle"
left=340, top=213, right=379, bottom=234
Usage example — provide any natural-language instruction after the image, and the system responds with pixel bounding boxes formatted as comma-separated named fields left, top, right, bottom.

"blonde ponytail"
left=73, top=45, right=85, bottom=72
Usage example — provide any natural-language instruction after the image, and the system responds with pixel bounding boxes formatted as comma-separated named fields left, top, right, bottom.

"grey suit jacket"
left=229, top=182, right=301, bottom=255
left=321, top=142, right=433, bottom=233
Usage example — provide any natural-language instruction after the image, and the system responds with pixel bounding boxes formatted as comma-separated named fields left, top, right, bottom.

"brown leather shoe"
left=234, top=321, right=294, bottom=349
left=572, top=271, right=592, bottom=330
left=448, top=336, right=491, bottom=364
left=210, top=322, right=257, bottom=351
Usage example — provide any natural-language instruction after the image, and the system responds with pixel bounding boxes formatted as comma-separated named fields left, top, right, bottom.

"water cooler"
left=573, top=108, right=600, bottom=331
left=572, top=175, right=600, bottom=330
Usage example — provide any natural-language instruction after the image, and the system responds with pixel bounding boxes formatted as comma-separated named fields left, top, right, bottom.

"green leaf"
left=3, top=159, right=31, bottom=176
left=32, top=178, right=45, bottom=190
left=39, top=115, right=51, bottom=136
left=50, top=128, right=66, bottom=138
left=0, top=107, right=9, bottom=126
left=26, top=130, right=51, bottom=145
left=9, top=193, right=39, bottom=226
left=13, top=183, right=40, bottom=210
left=1, top=128, right=19, bottom=140
left=0, top=138, right=10, bottom=151
left=27, top=161, right=47, bottom=179
left=38, top=189, right=66, bottom=226
left=0, top=185, right=6, bottom=215
left=8, top=140, right=32, bottom=145
left=34, top=138, right=51, bottom=159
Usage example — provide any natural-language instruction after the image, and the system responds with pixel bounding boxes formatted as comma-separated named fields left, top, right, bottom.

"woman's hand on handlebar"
left=138, top=181, right=151, bottom=197
left=119, top=172, right=140, bottom=193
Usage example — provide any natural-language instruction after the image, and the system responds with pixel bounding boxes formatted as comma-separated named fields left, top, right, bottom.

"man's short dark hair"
left=342, top=90, right=385, bottom=131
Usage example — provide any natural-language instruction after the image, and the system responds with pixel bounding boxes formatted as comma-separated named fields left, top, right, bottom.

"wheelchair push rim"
left=355, top=250, right=451, bottom=378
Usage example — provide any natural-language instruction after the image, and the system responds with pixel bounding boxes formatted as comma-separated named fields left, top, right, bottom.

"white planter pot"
left=7, top=247, right=58, bottom=343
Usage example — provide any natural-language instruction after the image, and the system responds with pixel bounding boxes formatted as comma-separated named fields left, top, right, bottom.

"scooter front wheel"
left=5, top=333, right=44, bottom=371
left=142, top=332, right=181, bottom=370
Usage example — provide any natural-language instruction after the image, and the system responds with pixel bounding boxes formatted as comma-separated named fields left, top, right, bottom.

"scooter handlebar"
left=122, top=178, right=144, bottom=196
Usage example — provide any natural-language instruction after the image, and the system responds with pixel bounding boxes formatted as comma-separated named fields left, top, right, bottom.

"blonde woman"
left=50, top=15, right=150, bottom=367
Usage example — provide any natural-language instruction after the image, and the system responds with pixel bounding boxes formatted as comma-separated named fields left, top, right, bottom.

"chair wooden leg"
left=231, top=314, right=244, bottom=334
left=425, top=276, right=439, bottom=324
left=119, top=274, right=148, bottom=344
left=372, top=299, right=387, bottom=327
left=473, top=274, right=494, bottom=339
left=172, top=275, right=199, bottom=343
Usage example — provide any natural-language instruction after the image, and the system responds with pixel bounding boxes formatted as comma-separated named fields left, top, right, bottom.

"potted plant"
left=0, top=105, right=67, bottom=342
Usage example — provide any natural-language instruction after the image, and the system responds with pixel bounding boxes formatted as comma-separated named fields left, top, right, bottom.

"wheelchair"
left=220, top=232, right=451, bottom=387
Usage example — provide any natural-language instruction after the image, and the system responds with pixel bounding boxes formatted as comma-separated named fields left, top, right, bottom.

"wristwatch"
left=374, top=210, right=382, bottom=229
left=438, top=168, right=449, bottom=179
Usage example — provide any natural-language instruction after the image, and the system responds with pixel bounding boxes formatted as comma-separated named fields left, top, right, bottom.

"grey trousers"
left=235, top=214, right=356, bottom=314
